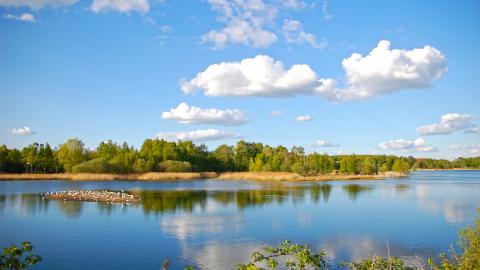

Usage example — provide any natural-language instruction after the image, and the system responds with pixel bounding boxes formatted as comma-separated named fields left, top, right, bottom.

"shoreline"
left=0, top=171, right=406, bottom=181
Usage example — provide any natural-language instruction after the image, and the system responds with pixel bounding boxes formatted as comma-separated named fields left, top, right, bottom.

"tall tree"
left=57, top=138, right=86, bottom=172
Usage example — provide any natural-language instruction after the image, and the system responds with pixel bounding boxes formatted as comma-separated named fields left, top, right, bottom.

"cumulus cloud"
left=416, top=113, right=476, bottom=135
left=181, top=55, right=320, bottom=97
left=295, top=115, right=313, bottom=122
left=271, top=110, right=284, bottom=116
left=282, top=19, right=327, bottom=49
left=156, top=129, right=239, bottom=142
left=0, top=0, right=78, bottom=9
left=4, top=13, right=36, bottom=22
left=161, top=102, right=247, bottom=126
left=379, top=138, right=437, bottom=152
left=310, top=140, right=339, bottom=147
left=181, top=40, right=447, bottom=101
left=9, top=126, right=34, bottom=136
left=91, top=0, right=150, bottom=14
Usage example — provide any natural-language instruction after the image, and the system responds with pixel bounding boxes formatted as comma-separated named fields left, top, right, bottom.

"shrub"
left=156, top=160, right=192, bottom=173
left=237, top=240, right=326, bottom=270
left=0, top=241, right=42, bottom=270
left=428, top=209, right=480, bottom=270
left=71, top=158, right=119, bottom=173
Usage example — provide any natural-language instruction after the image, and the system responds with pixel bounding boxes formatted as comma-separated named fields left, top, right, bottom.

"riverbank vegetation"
left=1, top=138, right=479, bottom=176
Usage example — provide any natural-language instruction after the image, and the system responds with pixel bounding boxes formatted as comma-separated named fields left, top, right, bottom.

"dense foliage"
left=1, top=138, right=479, bottom=174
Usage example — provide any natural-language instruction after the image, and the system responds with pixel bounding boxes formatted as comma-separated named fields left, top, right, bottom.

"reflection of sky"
left=0, top=171, right=479, bottom=269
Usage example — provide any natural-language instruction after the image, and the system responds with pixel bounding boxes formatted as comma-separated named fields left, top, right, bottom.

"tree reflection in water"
left=139, top=184, right=333, bottom=214
left=342, top=184, right=374, bottom=201
left=0, top=184, right=336, bottom=217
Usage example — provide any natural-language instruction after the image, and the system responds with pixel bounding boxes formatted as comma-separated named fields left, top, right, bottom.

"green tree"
left=392, top=159, right=409, bottom=173
left=361, top=157, right=378, bottom=175
left=57, top=138, right=86, bottom=172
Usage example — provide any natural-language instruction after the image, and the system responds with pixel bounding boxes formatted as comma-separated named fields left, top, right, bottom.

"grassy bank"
left=0, top=172, right=218, bottom=181
left=217, top=171, right=406, bottom=181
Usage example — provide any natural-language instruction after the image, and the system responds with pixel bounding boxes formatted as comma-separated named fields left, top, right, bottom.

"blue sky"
left=1, top=0, right=479, bottom=159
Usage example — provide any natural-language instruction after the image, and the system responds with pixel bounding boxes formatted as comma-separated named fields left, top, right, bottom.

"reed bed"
left=0, top=172, right=218, bottom=181
left=218, top=171, right=405, bottom=181
left=0, top=171, right=403, bottom=181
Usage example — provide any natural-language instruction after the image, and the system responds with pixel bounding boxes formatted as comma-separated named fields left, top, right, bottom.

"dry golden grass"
left=0, top=171, right=404, bottom=182
left=218, top=171, right=404, bottom=181
left=0, top=172, right=218, bottom=181
left=136, top=172, right=218, bottom=180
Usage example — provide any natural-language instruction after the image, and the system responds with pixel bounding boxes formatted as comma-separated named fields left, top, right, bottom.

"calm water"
left=1, top=171, right=479, bottom=269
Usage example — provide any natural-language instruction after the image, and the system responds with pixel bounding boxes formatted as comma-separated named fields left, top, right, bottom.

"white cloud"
left=201, top=0, right=312, bottom=49
left=159, top=25, right=173, bottom=33
left=4, top=13, right=36, bottom=22
left=338, top=40, right=447, bottom=100
left=0, top=0, right=78, bottom=9
left=295, top=115, right=313, bottom=122
left=201, top=0, right=278, bottom=49
left=449, top=144, right=480, bottom=155
left=310, top=140, right=339, bottom=147
left=161, top=102, right=247, bottom=126
left=416, top=113, right=476, bottom=135
left=156, top=129, right=239, bottom=142
left=379, top=138, right=437, bottom=152
left=322, top=0, right=334, bottom=20
left=282, top=19, right=328, bottom=49
left=282, top=0, right=307, bottom=9
left=182, top=40, right=447, bottom=101
left=181, top=55, right=319, bottom=97
left=270, top=110, right=284, bottom=116
left=91, top=0, right=150, bottom=14
left=202, top=19, right=278, bottom=49
left=9, top=126, right=34, bottom=136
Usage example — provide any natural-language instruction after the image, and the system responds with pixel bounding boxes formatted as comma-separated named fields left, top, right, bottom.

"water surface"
left=1, top=171, right=479, bottom=269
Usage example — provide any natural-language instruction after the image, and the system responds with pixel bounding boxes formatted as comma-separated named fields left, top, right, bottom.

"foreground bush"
left=237, top=240, right=326, bottom=270
left=428, top=210, right=480, bottom=270
left=0, top=241, right=41, bottom=270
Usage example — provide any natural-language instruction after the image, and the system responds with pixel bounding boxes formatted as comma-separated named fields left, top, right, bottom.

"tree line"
left=0, top=138, right=479, bottom=175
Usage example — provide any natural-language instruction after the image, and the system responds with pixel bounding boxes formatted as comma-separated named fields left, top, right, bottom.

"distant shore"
left=0, top=171, right=405, bottom=181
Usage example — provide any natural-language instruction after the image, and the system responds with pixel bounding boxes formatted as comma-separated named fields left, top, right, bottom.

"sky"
left=1, top=0, right=479, bottom=159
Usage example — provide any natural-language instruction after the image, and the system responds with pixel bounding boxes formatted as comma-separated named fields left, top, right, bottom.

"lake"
left=1, top=170, right=479, bottom=269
